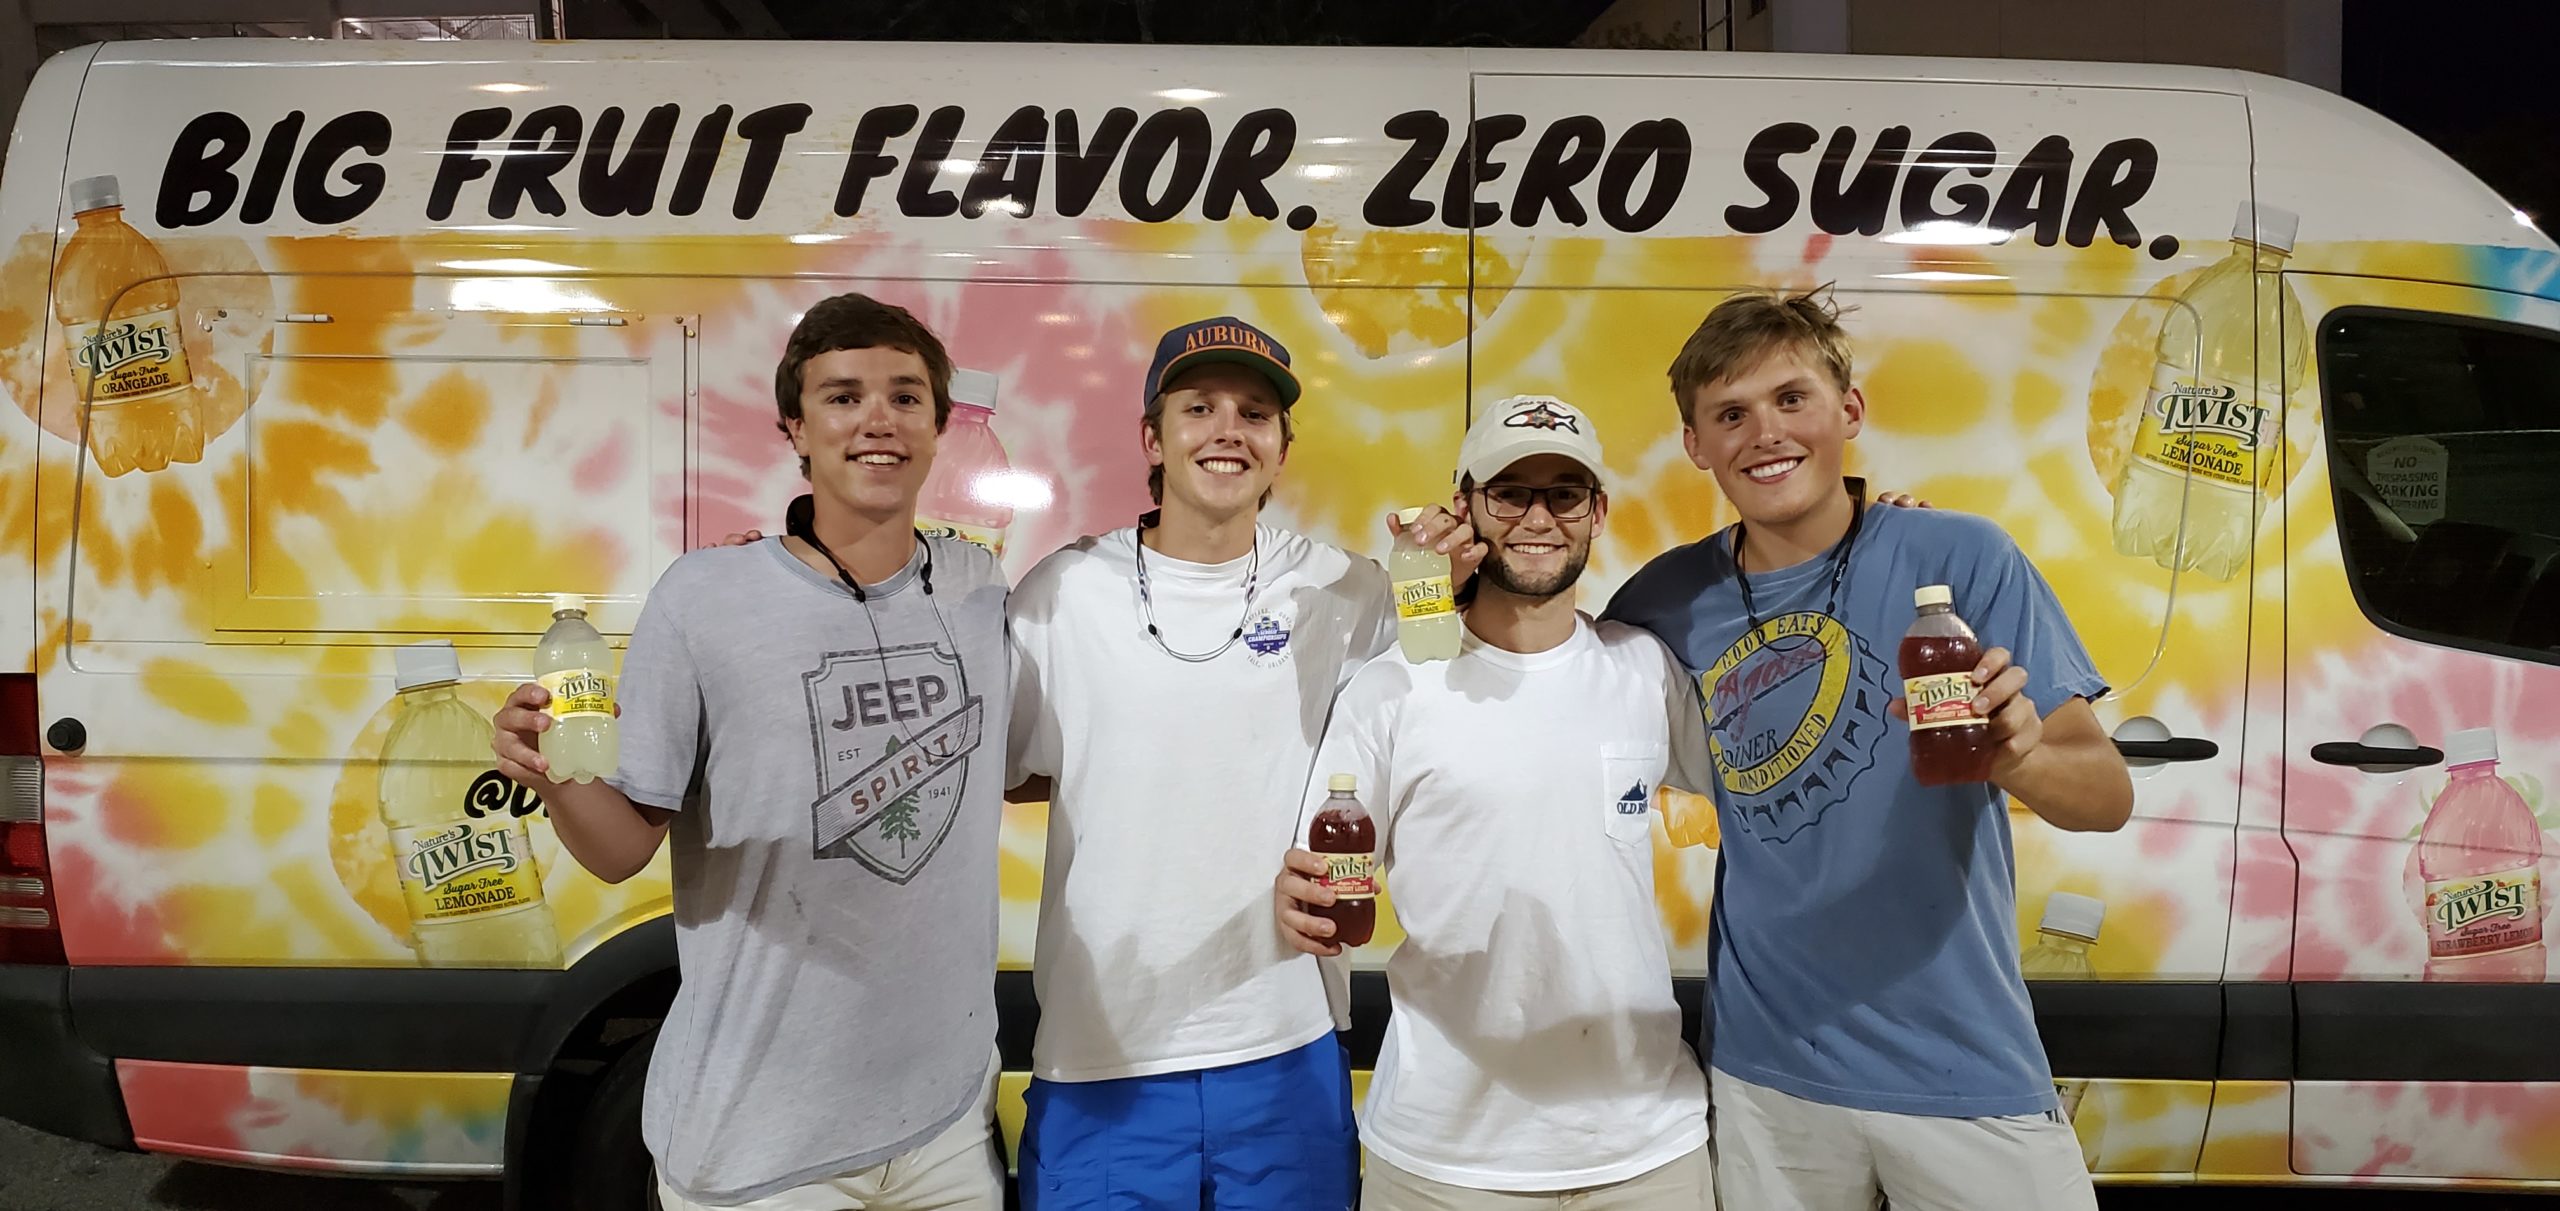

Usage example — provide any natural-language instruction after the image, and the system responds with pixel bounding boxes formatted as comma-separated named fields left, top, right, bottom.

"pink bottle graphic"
left=916, top=367, right=1014, bottom=558
left=2419, top=727, right=2546, bottom=982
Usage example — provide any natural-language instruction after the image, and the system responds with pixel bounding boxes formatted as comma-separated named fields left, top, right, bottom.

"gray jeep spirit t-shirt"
left=607, top=534, right=1006, bottom=1205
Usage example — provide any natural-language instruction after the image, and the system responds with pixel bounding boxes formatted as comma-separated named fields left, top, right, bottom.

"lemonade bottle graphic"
left=53, top=174, right=203, bottom=477
left=2022, top=891, right=2104, bottom=979
left=2420, top=727, right=2545, bottom=982
left=916, top=367, right=1016, bottom=558
left=2108, top=200, right=2305, bottom=580
left=380, top=641, right=560, bottom=968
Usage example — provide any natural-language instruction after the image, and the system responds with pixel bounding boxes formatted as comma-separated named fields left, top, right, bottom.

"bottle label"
left=2426, top=866, right=2542, bottom=958
left=1903, top=671, right=1983, bottom=731
left=1320, top=852, right=1378, bottom=900
left=2128, top=364, right=2274, bottom=490
left=392, top=818, right=546, bottom=924
left=66, top=307, right=192, bottom=405
left=1393, top=575, right=1456, bottom=622
left=916, top=516, right=1005, bottom=558
left=539, top=668, right=614, bottom=721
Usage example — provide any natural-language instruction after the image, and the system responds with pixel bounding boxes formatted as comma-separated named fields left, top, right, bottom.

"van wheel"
left=568, top=1030, right=660, bottom=1211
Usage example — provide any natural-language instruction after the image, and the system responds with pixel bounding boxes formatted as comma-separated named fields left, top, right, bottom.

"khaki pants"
left=1360, top=1143, right=1716, bottom=1210
left=1707, top=1069, right=2095, bottom=1211
left=655, top=1058, right=1004, bottom=1211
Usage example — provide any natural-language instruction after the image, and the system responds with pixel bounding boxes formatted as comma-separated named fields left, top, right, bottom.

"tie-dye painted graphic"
left=3, top=37, right=2558, bottom=1189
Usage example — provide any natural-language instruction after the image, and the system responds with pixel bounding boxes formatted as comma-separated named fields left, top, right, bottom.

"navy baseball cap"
left=1142, top=316, right=1301, bottom=410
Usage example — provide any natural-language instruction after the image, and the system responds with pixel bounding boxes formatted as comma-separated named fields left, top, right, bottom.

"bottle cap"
left=68, top=175, right=121, bottom=214
left=949, top=368, right=1000, bottom=411
left=2039, top=891, right=2106, bottom=942
left=2231, top=200, right=2298, bottom=254
left=393, top=639, right=462, bottom=691
left=1328, top=773, right=1357, bottom=793
left=2445, top=726, right=2499, bottom=767
left=1914, top=585, right=1952, bottom=608
left=550, top=593, right=588, bottom=616
left=1396, top=506, right=1427, bottom=526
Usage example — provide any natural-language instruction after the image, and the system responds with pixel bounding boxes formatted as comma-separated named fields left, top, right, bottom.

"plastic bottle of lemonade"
left=2419, top=727, right=2546, bottom=982
left=915, top=368, right=1016, bottom=558
left=535, top=595, right=618, bottom=783
left=379, top=641, right=560, bottom=968
left=2022, top=892, right=2106, bottom=979
left=1390, top=507, right=1461, bottom=663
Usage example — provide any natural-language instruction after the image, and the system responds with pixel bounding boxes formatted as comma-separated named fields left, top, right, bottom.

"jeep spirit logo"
left=804, top=642, right=983, bottom=882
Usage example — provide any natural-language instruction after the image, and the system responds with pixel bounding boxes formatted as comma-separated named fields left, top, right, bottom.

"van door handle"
left=2311, top=742, right=2445, bottom=767
left=2114, top=738, right=2218, bottom=763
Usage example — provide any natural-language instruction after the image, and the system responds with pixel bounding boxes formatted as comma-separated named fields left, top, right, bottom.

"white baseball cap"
left=1457, top=395, right=1608, bottom=489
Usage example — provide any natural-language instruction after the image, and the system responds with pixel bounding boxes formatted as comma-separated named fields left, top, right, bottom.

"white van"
left=1, top=37, right=2554, bottom=1204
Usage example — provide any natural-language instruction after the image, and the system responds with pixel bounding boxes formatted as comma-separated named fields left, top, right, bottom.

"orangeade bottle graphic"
left=2108, top=201, right=2305, bottom=580
left=380, top=641, right=560, bottom=968
left=53, top=175, right=202, bottom=476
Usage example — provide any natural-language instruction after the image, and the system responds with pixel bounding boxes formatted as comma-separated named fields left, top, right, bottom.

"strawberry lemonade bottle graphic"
left=2108, top=201, right=2305, bottom=580
left=2420, top=727, right=2545, bottom=981
left=53, top=175, right=203, bottom=477
left=380, top=641, right=560, bottom=968
left=916, top=367, right=1015, bottom=558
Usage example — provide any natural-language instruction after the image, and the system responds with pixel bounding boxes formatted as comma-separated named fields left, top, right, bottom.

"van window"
left=2319, top=308, right=2560, bottom=662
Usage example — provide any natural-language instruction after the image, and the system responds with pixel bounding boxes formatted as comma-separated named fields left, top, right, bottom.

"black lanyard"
left=1731, top=488, right=1867, bottom=634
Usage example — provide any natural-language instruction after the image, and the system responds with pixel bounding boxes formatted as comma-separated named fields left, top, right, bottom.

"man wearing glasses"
left=1273, top=395, right=1719, bottom=1210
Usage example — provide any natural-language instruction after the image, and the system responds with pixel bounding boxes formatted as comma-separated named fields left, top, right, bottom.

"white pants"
left=1707, top=1070, right=2094, bottom=1211
left=1361, top=1144, right=1717, bottom=1211
left=656, top=1058, right=1005, bottom=1211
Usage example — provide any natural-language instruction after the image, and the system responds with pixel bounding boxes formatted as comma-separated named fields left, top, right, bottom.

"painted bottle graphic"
left=2109, top=201, right=2305, bottom=580
left=2420, top=727, right=2545, bottom=981
left=53, top=174, right=202, bottom=477
left=536, top=595, right=618, bottom=783
left=380, top=641, right=560, bottom=968
left=2021, top=891, right=2105, bottom=979
left=2055, top=1078, right=2108, bottom=1169
left=915, top=368, right=1015, bottom=558
left=1390, top=506, right=1461, bottom=663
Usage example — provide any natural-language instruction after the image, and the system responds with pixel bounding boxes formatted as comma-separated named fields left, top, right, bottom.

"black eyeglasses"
left=1474, top=483, right=1596, bottom=521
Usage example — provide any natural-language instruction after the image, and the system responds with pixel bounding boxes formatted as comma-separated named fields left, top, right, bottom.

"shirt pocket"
left=1598, top=742, right=1666, bottom=846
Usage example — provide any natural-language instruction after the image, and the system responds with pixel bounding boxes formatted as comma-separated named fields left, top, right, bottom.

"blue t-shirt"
left=1602, top=500, right=2108, bottom=1119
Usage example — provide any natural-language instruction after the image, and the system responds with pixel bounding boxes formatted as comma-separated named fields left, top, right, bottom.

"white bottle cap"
left=550, top=593, right=587, bottom=616
left=68, top=175, right=121, bottom=214
left=1328, top=773, right=1357, bottom=793
left=394, top=639, right=462, bottom=691
left=2445, top=726, right=2499, bottom=768
left=1914, top=585, right=1952, bottom=608
left=1396, top=506, right=1427, bottom=526
left=2040, top=891, right=2106, bottom=942
left=2231, top=200, right=2298, bottom=254
left=950, top=368, right=1000, bottom=411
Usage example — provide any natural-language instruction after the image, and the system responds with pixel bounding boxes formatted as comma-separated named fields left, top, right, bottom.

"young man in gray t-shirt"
left=493, top=294, right=1010, bottom=1209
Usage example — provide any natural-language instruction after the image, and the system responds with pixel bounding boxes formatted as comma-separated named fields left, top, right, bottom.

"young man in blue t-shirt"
left=1602, top=287, right=2135, bottom=1210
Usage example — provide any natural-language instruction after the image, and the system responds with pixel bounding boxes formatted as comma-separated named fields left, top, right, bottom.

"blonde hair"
left=1667, top=285, right=1857, bottom=426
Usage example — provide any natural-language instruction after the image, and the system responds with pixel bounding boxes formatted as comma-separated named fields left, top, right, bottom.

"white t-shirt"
left=1008, top=524, right=1393, bottom=1083
left=1304, top=615, right=1715, bottom=1192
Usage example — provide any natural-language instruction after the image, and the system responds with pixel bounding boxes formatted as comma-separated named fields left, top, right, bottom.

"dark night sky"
left=2343, top=0, right=2560, bottom=226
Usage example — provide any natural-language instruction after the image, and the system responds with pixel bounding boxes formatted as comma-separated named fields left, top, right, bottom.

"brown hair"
left=1141, top=372, right=1297, bottom=506
left=774, top=293, right=954, bottom=476
left=1666, top=285, right=1857, bottom=427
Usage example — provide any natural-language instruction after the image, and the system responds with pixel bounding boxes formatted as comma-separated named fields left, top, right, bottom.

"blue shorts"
left=1018, top=1033, right=1358, bottom=1211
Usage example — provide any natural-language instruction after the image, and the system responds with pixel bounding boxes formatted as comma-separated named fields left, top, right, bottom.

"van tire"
left=569, top=1030, right=659, bottom=1211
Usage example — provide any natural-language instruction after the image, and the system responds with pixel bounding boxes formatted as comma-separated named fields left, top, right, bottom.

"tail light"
left=0, top=673, right=65, bottom=965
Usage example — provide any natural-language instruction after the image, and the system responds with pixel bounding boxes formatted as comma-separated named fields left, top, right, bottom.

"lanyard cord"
left=787, top=517, right=963, bottom=750
left=1732, top=492, right=1867, bottom=634
left=1133, top=524, right=1262, bottom=663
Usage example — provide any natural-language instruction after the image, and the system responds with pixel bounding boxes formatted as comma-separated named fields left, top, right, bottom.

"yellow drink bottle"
left=52, top=175, right=202, bottom=476
left=379, top=641, right=560, bottom=968
left=536, top=595, right=619, bottom=783
left=2021, top=891, right=2104, bottom=979
left=1389, top=507, right=1461, bottom=663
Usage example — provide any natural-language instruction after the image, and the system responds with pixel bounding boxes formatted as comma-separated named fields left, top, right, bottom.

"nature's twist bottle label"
left=1903, top=672, right=1983, bottom=731
left=2427, top=867, right=2541, bottom=957
left=1322, top=852, right=1378, bottom=900
left=2129, top=365, right=2272, bottom=490
left=393, top=818, right=545, bottom=923
left=1393, top=575, right=1456, bottom=622
left=538, top=668, right=614, bottom=720
left=67, top=308, right=191, bottom=403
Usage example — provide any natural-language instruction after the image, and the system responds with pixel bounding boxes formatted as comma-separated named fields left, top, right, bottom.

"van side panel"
left=116, top=1059, right=508, bottom=1176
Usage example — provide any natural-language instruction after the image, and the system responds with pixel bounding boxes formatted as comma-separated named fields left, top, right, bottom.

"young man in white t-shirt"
left=1005, top=316, right=1480, bottom=1210
left=1273, top=394, right=1719, bottom=1210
